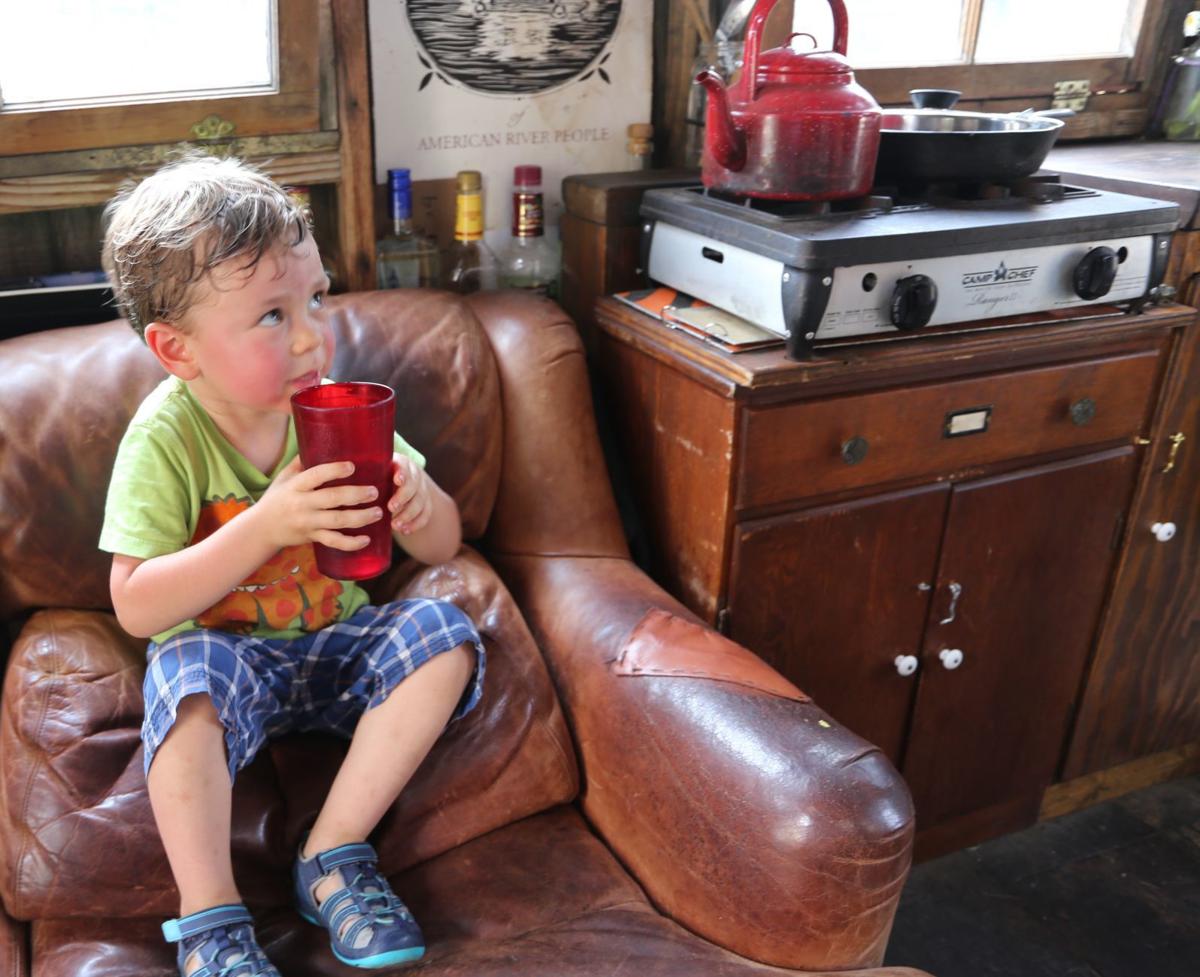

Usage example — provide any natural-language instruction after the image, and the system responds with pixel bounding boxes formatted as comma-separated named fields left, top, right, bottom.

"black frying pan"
left=873, top=90, right=1072, bottom=185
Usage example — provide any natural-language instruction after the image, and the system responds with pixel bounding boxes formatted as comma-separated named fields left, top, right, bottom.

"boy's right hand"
left=253, top=457, right=383, bottom=551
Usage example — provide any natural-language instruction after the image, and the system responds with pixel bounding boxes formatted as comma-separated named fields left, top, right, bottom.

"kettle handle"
left=741, top=0, right=849, bottom=100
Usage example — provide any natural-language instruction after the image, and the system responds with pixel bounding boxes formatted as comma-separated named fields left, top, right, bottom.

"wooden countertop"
left=1044, top=141, right=1200, bottom=228
left=595, top=295, right=1194, bottom=406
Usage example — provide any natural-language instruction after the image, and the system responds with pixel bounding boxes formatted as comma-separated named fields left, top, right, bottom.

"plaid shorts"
left=141, top=598, right=484, bottom=780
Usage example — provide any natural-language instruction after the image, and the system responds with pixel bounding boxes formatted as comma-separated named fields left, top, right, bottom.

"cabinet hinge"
left=716, top=607, right=731, bottom=635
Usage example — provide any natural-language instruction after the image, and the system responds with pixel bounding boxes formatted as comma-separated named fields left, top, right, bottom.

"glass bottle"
left=1158, top=11, right=1200, bottom=141
left=500, top=165, right=560, bottom=298
left=442, top=170, right=499, bottom=294
left=376, top=168, right=439, bottom=288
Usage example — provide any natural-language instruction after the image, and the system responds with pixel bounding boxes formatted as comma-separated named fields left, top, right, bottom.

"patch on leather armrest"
left=612, top=608, right=810, bottom=701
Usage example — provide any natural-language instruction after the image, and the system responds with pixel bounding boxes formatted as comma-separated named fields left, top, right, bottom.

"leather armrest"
left=0, top=610, right=170, bottom=919
left=0, top=610, right=285, bottom=920
left=494, top=553, right=915, bottom=972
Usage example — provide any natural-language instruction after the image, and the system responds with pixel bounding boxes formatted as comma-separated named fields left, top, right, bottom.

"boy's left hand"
left=389, top=454, right=433, bottom=536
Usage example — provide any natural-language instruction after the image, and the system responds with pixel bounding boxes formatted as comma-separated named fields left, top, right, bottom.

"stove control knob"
left=890, top=275, right=938, bottom=332
left=1073, top=246, right=1119, bottom=300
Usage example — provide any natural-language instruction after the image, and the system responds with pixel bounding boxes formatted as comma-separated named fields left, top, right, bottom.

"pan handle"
left=1016, top=108, right=1076, bottom=120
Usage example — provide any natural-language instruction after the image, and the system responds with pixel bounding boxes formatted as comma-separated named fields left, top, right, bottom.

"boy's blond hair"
left=102, top=155, right=310, bottom=338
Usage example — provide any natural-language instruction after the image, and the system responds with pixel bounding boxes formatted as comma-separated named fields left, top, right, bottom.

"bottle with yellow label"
left=442, top=170, right=499, bottom=293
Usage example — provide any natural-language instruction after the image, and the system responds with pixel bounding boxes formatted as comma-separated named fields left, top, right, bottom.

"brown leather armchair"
left=0, top=290, right=925, bottom=977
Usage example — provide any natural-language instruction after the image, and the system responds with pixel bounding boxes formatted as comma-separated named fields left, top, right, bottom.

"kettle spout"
left=696, top=68, right=747, bottom=171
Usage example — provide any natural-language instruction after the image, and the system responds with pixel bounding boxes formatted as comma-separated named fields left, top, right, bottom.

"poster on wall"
left=368, top=0, right=653, bottom=246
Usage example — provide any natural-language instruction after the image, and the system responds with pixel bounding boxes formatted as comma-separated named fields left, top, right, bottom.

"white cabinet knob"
left=1151, top=522, right=1177, bottom=542
left=939, top=648, right=964, bottom=670
left=894, top=655, right=919, bottom=677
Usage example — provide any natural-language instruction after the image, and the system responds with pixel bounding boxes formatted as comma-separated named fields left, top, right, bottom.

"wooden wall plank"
left=331, top=0, right=375, bottom=292
left=0, top=152, right=341, bottom=216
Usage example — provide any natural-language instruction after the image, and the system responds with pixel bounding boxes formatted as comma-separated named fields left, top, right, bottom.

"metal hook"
left=939, top=581, right=963, bottom=625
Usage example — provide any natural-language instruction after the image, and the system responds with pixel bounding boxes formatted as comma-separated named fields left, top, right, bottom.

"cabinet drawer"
left=738, top=349, right=1161, bottom=509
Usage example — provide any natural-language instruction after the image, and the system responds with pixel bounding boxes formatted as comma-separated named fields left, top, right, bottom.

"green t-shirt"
left=99, top=377, right=425, bottom=644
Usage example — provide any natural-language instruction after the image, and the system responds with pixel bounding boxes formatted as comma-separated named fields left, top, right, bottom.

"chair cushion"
left=0, top=549, right=577, bottom=920
left=0, top=291, right=502, bottom=619
left=27, top=806, right=925, bottom=977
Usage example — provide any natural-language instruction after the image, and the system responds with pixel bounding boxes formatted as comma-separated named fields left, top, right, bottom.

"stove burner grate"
left=696, top=186, right=895, bottom=221
left=693, top=173, right=1101, bottom=220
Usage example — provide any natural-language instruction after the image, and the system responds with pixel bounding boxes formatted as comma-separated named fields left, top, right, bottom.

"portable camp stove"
left=640, top=176, right=1180, bottom=359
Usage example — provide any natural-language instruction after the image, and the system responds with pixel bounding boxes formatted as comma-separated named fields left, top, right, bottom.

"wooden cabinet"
left=594, top=296, right=1195, bottom=858
left=902, top=450, right=1136, bottom=844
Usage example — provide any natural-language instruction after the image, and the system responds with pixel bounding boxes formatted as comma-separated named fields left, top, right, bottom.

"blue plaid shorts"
left=141, top=598, right=484, bottom=780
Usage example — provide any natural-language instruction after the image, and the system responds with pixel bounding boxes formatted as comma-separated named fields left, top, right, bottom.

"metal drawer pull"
left=840, top=436, right=869, bottom=465
left=939, top=581, right=963, bottom=625
left=1069, top=397, right=1096, bottom=426
left=894, top=655, right=919, bottom=677
left=939, top=648, right=965, bottom=670
left=1162, top=432, right=1186, bottom=474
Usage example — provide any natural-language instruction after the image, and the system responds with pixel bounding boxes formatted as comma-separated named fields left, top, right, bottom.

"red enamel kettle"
left=695, top=0, right=881, bottom=200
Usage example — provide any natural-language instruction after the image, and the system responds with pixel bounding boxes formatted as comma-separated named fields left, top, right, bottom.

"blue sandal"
left=162, top=903, right=280, bottom=977
left=294, top=841, right=425, bottom=969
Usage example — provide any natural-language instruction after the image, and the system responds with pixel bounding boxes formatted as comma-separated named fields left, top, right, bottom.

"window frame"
left=0, top=0, right=320, bottom=156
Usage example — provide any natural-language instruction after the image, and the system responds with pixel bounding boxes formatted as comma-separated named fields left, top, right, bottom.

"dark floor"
left=883, top=775, right=1200, bottom=977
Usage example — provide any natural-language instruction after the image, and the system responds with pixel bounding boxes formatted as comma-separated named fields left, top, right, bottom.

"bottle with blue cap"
left=376, top=168, right=439, bottom=289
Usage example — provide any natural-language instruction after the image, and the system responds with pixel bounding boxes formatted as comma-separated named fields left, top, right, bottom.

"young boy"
left=99, top=155, right=485, bottom=977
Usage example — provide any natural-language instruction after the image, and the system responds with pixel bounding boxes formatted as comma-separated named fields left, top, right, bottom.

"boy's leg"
left=291, top=599, right=484, bottom=965
left=303, top=641, right=474, bottom=873
left=147, top=693, right=239, bottom=916
left=142, top=625, right=291, bottom=973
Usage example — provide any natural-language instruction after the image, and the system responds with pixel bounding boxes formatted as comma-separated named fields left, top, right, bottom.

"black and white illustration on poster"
left=369, top=0, right=652, bottom=244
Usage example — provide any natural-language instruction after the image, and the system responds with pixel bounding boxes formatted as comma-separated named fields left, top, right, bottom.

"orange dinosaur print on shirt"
left=191, top=494, right=344, bottom=633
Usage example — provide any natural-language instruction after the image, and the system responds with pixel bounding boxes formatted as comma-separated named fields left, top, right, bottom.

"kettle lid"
left=757, top=34, right=852, bottom=78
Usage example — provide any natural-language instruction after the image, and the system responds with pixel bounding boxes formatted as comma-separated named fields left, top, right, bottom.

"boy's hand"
left=256, top=457, right=382, bottom=551
left=389, top=454, right=433, bottom=536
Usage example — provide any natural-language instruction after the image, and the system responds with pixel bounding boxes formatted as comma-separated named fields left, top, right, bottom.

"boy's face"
left=170, top=235, right=334, bottom=417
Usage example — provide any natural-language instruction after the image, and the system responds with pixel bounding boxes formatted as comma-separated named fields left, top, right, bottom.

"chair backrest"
left=0, top=290, right=503, bottom=618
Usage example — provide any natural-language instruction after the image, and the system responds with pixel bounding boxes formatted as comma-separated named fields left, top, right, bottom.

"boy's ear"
left=144, top=322, right=199, bottom=380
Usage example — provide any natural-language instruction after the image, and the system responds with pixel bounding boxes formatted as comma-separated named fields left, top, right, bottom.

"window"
left=0, top=1, right=276, bottom=111
left=787, top=0, right=1171, bottom=138
left=831, top=0, right=1148, bottom=69
left=0, top=0, right=319, bottom=157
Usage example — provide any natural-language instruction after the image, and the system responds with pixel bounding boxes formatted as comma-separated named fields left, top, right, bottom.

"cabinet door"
left=728, top=484, right=949, bottom=764
left=1064, top=326, right=1200, bottom=776
left=902, top=448, right=1138, bottom=840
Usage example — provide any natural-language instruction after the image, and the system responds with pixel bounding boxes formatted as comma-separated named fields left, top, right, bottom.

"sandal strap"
left=162, top=904, right=253, bottom=943
left=313, top=842, right=377, bottom=875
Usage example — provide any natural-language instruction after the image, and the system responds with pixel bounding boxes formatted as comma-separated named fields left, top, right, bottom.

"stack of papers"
left=612, top=288, right=782, bottom=353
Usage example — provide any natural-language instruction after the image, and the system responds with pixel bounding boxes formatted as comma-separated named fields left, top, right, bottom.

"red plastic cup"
left=291, top=381, right=395, bottom=580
